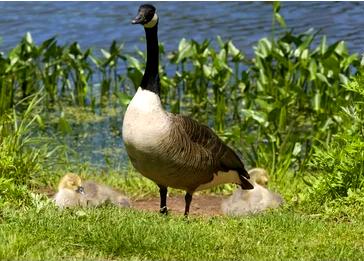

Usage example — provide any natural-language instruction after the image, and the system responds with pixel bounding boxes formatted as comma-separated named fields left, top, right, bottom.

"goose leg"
left=184, top=192, right=193, bottom=217
left=158, top=184, right=168, bottom=214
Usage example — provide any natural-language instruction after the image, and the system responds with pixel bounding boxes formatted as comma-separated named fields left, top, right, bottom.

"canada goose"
left=54, top=173, right=130, bottom=209
left=122, top=4, right=253, bottom=216
left=221, top=168, right=283, bottom=216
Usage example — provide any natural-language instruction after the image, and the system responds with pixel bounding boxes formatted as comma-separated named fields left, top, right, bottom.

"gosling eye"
left=76, top=186, right=85, bottom=194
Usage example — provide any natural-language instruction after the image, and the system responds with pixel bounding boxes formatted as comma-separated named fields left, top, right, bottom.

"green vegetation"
left=1, top=2, right=364, bottom=260
left=302, top=72, right=364, bottom=219
left=1, top=207, right=364, bottom=261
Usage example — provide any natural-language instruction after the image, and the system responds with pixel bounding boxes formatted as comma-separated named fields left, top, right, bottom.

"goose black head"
left=132, top=4, right=158, bottom=28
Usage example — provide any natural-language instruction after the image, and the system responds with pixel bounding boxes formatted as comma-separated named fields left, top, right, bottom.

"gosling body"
left=54, top=173, right=130, bottom=209
left=221, top=168, right=284, bottom=215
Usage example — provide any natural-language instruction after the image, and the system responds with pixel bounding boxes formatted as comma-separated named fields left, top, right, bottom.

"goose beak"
left=132, top=14, right=145, bottom=24
left=76, top=186, right=85, bottom=194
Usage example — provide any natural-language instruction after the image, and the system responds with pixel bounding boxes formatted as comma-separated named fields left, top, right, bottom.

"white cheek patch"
left=144, top=13, right=158, bottom=28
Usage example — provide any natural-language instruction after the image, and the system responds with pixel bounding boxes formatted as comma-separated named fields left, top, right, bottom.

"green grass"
left=1, top=204, right=364, bottom=261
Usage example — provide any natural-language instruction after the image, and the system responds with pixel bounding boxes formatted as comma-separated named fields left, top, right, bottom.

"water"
left=1, top=1, right=363, bottom=170
left=1, top=2, right=364, bottom=57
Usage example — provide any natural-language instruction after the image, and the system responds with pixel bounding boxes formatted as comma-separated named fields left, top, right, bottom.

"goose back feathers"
left=123, top=88, right=253, bottom=192
left=167, top=114, right=253, bottom=191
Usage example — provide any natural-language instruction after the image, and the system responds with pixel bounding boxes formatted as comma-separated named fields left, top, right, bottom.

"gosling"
left=221, top=168, right=283, bottom=215
left=54, top=173, right=130, bottom=209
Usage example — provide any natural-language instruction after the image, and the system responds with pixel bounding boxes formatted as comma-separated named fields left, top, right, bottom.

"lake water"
left=1, top=1, right=363, bottom=170
left=1, top=1, right=364, bottom=57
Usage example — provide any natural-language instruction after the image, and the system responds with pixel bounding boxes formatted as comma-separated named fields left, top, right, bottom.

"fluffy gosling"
left=54, top=173, right=130, bottom=209
left=221, top=168, right=283, bottom=216
left=249, top=168, right=269, bottom=187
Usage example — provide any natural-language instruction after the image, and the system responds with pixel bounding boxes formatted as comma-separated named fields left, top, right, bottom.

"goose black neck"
left=141, top=24, right=160, bottom=96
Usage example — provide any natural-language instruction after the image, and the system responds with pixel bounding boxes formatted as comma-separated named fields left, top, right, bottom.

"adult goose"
left=123, top=4, right=253, bottom=216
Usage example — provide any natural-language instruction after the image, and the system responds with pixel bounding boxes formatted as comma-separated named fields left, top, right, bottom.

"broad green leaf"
left=292, top=142, right=302, bottom=156
left=316, top=73, right=330, bottom=86
left=274, top=13, right=286, bottom=28
left=118, top=92, right=132, bottom=107
left=178, top=38, right=188, bottom=52
left=255, top=98, right=275, bottom=113
left=339, top=74, right=349, bottom=85
left=301, top=49, right=309, bottom=60
left=127, top=67, right=143, bottom=90
left=216, top=36, right=225, bottom=48
left=335, top=41, right=347, bottom=56
left=309, top=60, right=317, bottom=80
left=241, top=109, right=268, bottom=127
left=256, top=38, right=272, bottom=58
left=89, top=55, right=101, bottom=67
left=227, top=41, right=240, bottom=57
left=259, top=69, right=268, bottom=85
left=25, top=32, right=33, bottom=44
left=176, top=45, right=193, bottom=64
left=320, top=35, right=327, bottom=55
left=126, top=55, right=142, bottom=71
left=218, top=49, right=227, bottom=62
left=10, top=56, right=19, bottom=66
left=273, top=1, right=281, bottom=13
left=101, top=49, right=111, bottom=59
left=203, top=64, right=213, bottom=78
left=238, top=82, right=246, bottom=92
left=313, top=91, right=321, bottom=112
left=341, top=53, right=359, bottom=71
left=58, top=112, right=72, bottom=134
left=176, top=39, right=194, bottom=64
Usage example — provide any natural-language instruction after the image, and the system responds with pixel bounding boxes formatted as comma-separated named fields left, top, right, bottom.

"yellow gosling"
left=249, top=168, right=269, bottom=187
left=221, top=168, right=283, bottom=216
left=54, top=173, right=130, bottom=209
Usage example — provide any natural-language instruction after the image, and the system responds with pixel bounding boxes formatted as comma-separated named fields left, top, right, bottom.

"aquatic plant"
left=0, top=2, right=362, bottom=183
left=0, top=92, right=68, bottom=207
left=306, top=71, right=364, bottom=206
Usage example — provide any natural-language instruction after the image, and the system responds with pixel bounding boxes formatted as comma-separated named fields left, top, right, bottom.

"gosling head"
left=248, top=168, right=269, bottom=187
left=58, top=173, right=85, bottom=194
left=132, top=4, right=158, bottom=28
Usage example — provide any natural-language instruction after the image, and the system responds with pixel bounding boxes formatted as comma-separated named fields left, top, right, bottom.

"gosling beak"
left=132, top=14, right=145, bottom=24
left=76, top=186, right=85, bottom=194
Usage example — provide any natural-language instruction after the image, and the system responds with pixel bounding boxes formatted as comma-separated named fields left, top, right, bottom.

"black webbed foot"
left=160, top=206, right=168, bottom=215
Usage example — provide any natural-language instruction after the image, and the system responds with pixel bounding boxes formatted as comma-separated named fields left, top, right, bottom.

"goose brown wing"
left=171, top=115, right=251, bottom=183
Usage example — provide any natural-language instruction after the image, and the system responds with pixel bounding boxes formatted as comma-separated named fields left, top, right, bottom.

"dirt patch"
left=43, top=186, right=227, bottom=216
left=132, top=195, right=226, bottom=216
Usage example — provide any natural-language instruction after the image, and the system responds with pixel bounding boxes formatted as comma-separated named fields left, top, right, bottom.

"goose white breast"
left=123, top=87, right=170, bottom=152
